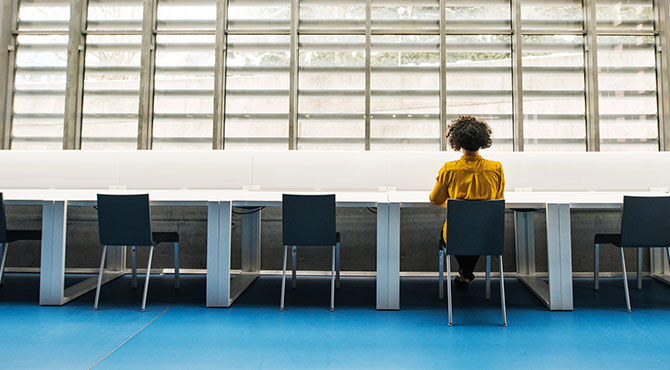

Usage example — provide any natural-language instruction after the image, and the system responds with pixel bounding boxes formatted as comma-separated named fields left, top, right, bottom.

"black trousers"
left=440, top=232, right=480, bottom=279
left=455, top=256, right=480, bottom=279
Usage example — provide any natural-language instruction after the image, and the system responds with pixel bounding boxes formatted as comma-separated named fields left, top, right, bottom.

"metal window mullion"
left=213, top=0, right=228, bottom=150
left=655, top=0, right=670, bottom=151
left=511, top=0, right=524, bottom=151
left=288, top=0, right=299, bottom=150
left=364, top=0, right=371, bottom=150
left=439, top=0, right=446, bottom=151
left=138, top=0, right=157, bottom=150
left=63, top=0, right=87, bottom=150
left=584, top=0, right=601, bottom=151
left=0, top=0, right=19, bottom=149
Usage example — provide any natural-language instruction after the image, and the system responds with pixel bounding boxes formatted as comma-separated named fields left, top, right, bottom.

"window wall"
left=225, top=0, right=290, bottom=149
left=2, top=0, right=668, bottom=151
left=152, top=0, right=216, bottom=149
left=10, top=0, right=70, bottom=149
left=80, top=0, right=142, bottom=149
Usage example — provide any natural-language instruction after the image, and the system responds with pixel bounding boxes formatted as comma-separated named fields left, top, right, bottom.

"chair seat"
left=5, top=229, right=42, bottom=243
left=152, top=232, right=179, bottom=245
left=595, top=233, right=622, bottom=246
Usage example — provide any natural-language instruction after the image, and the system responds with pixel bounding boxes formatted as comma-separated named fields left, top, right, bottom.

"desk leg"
left=229, top=209, right=262, bottom=304
left=207, top=201, right=232, bottom=307
left=376, top=202, right=400, bottom=310
left=40, top=201, right=67, bottom=306
left=514, top=211, right=536, bottom=276
left=515, top=210, right=552, bottom=309
left=650, top=248, right=670, bottom=286
left=105, top=245, right=126, bottom=272
left=546, top=203, right=573, bottom=311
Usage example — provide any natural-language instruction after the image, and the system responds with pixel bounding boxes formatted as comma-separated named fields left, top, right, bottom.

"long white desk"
left=388, top=191, right=670, bottom=311
left=4, top=188, right=670, bottom=311
left=1, top=189, right=391, bottom=308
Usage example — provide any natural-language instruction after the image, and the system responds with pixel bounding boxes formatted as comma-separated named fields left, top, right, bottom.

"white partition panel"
left=0, top=151, right=120, bottom=189
left=1, top=151, right=669, bottom=192
left=385, top=151, right=460, bottom=191
left=251, top=151, right=388, bottom=191
left=117, top=151, right=252, bottom=189
left=497, top=152, right=670, bottom=191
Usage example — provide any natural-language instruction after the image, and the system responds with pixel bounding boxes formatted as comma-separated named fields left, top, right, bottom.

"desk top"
left=3, top=189, right=669, bottom=210
left=0, top=189, right=388, bottom=207
left=387, top=191, right=670, bottom=209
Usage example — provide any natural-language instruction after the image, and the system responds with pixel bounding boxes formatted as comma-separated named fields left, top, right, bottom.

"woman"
left=429, top=115, right=505, bottom=286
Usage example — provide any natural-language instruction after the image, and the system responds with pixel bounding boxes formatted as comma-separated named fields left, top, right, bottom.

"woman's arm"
left=496, top=163, right=505, bottom=199
left=429, top=165, right=449, bottom=205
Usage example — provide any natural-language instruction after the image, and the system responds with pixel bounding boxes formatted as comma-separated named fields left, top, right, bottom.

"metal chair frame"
left=93, top=194, right=179, bottom=312
left=279, top=194, right=340, bottom=311
left=440, top=199, right=507, bottom=327
left=593, top=196, right=670, bottom=312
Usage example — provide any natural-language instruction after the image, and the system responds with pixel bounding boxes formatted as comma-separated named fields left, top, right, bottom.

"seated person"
left=429, top=115, right=505, bottom=286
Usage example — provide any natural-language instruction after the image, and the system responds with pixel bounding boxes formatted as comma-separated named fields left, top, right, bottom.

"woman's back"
left=429, top=154, right=504, bottom=205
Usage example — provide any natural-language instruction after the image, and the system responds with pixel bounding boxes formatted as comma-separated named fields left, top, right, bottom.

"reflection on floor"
left=1, top=273, right=670, bottom=369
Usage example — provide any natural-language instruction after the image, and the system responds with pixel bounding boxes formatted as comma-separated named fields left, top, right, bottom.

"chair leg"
left=485, top=255, right=491, bottom=301
left=174, top=242, right=180, bottom=289
left=438, top=249, right=444, bottom=300
left=0, top=243, right=8, bottom=286
left=93, top=245, right=107, bottom=310
left=280, top=245, right=288, bottom=311
left=637, top=248, right=642, bottom=291
left=499, top=256, right=507, bottom=327
left=330, top=245, right=335, bottom=312
left=141, top=245, right=154, bottom=312
left=446, top=254, right=453, bottom=326
left=335, top=241, right=341, bottom=289
left=620, top=248, right=631, bottom=312
left=291, top=245, right=297, bottom=289
left=594, top=243, right=599, bottom=291
left=131, top=246, right=137, bottom=289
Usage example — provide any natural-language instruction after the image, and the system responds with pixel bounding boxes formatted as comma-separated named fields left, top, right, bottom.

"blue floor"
left=1, top=273, right=670, bottom=369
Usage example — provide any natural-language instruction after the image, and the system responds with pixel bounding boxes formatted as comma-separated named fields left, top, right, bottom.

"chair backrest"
left=282, top=194, right=337, bottom=246
left=0, top=193, right=7, bottom=243
left=620, top=196, right=670, bottom=248
left=445, top=199, right=505, bottom=256
left=97, top=194, right=153, bottom=246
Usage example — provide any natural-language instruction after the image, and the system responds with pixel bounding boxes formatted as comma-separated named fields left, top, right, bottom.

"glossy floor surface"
left=1, top=273, right=670, bottom=369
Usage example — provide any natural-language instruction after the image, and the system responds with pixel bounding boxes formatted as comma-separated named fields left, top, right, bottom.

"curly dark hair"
left=446, top=115, right=493, bottom=152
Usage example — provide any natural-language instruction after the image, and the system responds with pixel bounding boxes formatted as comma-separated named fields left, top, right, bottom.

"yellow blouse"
left=429, top=154, right=505, bottom=241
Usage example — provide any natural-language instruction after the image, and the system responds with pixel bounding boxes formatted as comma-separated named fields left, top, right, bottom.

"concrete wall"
left=3, top=205, right=644, bottom=274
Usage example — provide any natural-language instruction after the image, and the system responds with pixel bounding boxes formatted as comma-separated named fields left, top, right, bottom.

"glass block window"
left=370, top=35, right=440, bottom=150
left=445, top=34, right=513, bottom=150
left=298, top=35, right=365, bottom=149
left=522, top=35, right=586, bottom=151
left=597, top=35, right=658, bottom=151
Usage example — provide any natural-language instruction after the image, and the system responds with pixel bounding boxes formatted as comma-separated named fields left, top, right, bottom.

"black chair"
left=280, top=194, right=340, bottom=311
left=94, top=194, right=180, bottom=311
left=593, top=196, right=670, bottom=312
left=443, top=199, right=507, bottom=326
left=0, top=193, right=42, bottom=285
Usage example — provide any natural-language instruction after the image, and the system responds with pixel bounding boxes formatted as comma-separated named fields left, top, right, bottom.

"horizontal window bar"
left=155, top=113, right=213, bottom=120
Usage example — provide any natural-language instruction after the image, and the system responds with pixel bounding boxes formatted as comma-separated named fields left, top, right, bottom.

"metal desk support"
left=206, top=201, right=261, bottom=308
left=376, top=202, right=400, bottom=310
left=39, top=200, right=124, bottom=306
left=515, top=204, right=574, bottom=311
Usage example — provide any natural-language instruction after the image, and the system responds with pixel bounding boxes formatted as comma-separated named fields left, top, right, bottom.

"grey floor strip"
left=89, top=305, right=172, bottom=369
